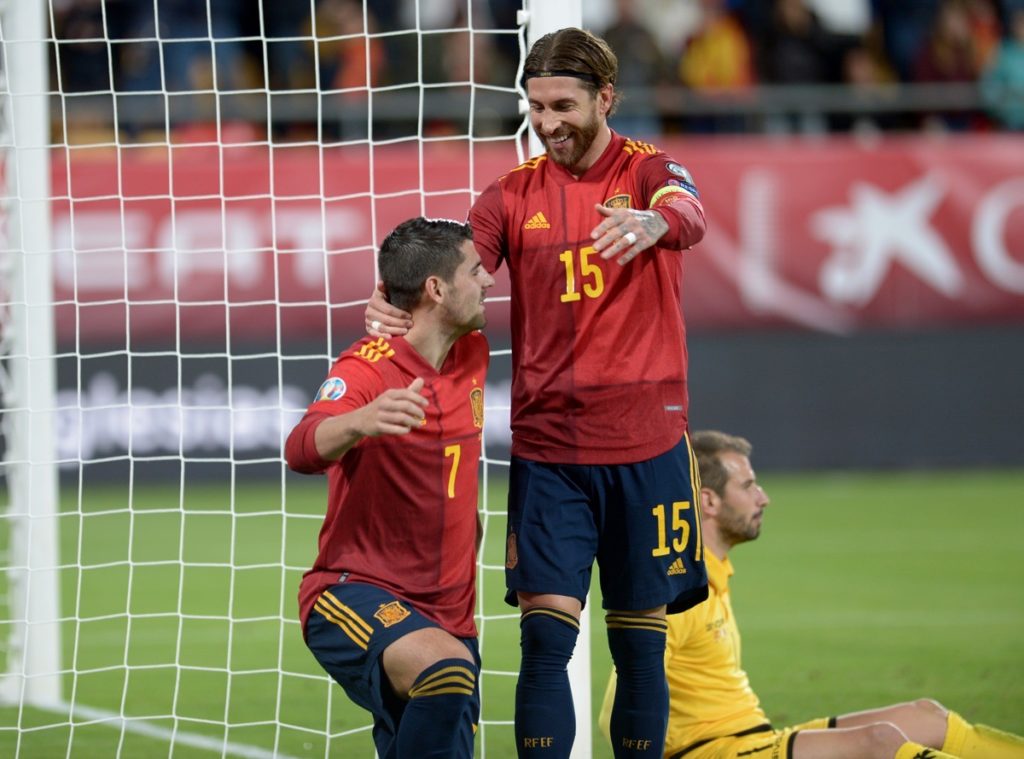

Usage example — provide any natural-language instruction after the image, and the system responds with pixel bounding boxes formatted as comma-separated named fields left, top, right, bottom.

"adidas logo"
left=667, top=558, right=686, bottom=576
left=912, top=751, right=937, bottom=759
left=524, top=211, right=551, bottom=229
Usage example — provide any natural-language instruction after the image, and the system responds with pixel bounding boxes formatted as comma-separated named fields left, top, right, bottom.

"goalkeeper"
left=285, top=218, right=494, bottom=759
left=600, top=430, right=1024, bottom=759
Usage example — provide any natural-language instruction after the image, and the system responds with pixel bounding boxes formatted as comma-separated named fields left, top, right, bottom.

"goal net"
left=0, top=1, right=592, bottom=757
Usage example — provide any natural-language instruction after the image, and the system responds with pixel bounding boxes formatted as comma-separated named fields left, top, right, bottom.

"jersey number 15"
left=559, top=247, right=605, bottom=302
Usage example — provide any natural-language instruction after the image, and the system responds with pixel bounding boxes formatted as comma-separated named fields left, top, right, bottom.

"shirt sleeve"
left=635, top=154, right=707, bottom=251
left=469, top=180, right=508, bottom=274
left=283, top=354, right=382, bottom=474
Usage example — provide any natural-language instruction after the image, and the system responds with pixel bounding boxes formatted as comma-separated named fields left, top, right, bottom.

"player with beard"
left=365, top=28, right=709, bottom=758
left=601, top=431, right=1024, bottom=759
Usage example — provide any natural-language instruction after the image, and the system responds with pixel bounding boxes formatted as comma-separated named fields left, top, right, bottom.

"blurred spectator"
left=831, top=29, right=903, bottom=133
left=913, top=0, right=983, bottom=83
left=965, top=0, right=1004, bottom=69
left=912, top=0, right=990, bottom=128
left=753, top=0, right=850, bottom=132
left=755, top=0, right=848, bottom=84
left=261, top=1, right=313, bottom=92
left=678, top=0, right=756, bottom=90
left=117, top=0, right=250, bottom=93
left=601, top=0, right=669, bottom=138
left=982, top=6, right=1024, bottom=127
left=676, top=0, right=756, bottom=133
left=306, top=0, right=386, bottom=138
left=311, top=0, right=386, bottom=92
left=486, top=0, right=526, bottom=88
left=52, top=0, right=111, bottom=93
left=871, top=0, right=942, bottom=80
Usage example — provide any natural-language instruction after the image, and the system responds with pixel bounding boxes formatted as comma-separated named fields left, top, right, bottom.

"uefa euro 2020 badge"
left=315, top=377, right=347, bottom=402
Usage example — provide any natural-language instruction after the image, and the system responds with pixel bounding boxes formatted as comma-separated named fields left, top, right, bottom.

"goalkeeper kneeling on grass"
left=600, top=430, right=1024, bottom=759
left=285, top=218, right=494, bottom=759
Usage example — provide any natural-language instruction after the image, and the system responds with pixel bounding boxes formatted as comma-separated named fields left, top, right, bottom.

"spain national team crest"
left=604, top=193, right=631, bottom=209
left=505, top=533, right=518, bottom=570
left=374, top=601, right=410, bottom=628
left=470, top=386, right=484, bottom=429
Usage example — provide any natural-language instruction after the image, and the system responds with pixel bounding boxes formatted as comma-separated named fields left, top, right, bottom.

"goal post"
left=0, top=0, right=62, bottom=711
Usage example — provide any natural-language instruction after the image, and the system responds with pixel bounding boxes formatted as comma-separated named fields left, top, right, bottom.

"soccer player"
left=365, top=28, right=709, bottom=759
left=285, top=217, right=494, bottom=759
left=599, top=430, right=1024, bottom=759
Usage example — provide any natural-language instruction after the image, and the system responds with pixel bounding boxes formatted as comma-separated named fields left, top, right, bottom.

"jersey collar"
left=705, top=549, right=734, bottom=595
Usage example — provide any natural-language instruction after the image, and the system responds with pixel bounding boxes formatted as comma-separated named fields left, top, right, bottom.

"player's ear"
left=698, top=486, right=717, bottom=518
left=423, top=274, right=444, bottom=305
left=597, top=84, right=614, bottom=115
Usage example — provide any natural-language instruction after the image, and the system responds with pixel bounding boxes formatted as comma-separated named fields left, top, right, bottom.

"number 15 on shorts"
left=651, top=501, right=701, bottom=558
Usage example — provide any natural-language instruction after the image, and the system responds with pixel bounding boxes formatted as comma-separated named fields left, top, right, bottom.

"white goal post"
left=0, top=0, right=62, bottom=712
left=0, top=0, right=597, bottom=757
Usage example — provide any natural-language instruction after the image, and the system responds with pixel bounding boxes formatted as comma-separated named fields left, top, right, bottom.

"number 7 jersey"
left=470, top=131, right=707, bottom=465
left=288, top=332, right=489, bottom=639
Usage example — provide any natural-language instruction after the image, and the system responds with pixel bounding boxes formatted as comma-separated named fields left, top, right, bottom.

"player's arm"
left=285, top=378, right=427, bottom=471
left=313, top=377, right=428, bottom=459
left=591, top=158, right=706, bottom=265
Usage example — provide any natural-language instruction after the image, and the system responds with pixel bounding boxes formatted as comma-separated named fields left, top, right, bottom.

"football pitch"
left=1, top=468, right=1022, bottom=758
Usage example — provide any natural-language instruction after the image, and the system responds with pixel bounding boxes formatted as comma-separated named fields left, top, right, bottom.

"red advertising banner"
left=49, top=135, right=1024, bottom=341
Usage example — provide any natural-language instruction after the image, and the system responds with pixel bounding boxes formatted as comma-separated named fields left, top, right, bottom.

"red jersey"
left=470, top=132, right=706, bottom=465
left=286, top=332, right=489, bottom=639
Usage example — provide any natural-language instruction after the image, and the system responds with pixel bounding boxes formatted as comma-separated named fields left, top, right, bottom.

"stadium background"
left=2, top=0, right=1023, bottom=756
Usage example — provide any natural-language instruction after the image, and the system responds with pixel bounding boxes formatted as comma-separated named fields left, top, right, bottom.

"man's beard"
left=721, top=512, right=761, bottom=547
left=541, top=111, right=600, bottom=170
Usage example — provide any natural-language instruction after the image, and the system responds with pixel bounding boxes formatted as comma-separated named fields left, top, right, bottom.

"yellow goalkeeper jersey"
left=599, top=550, right=769, bottom=755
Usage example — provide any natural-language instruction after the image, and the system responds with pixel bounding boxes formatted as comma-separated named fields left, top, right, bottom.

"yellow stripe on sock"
left=410, top=685, right=477, bottom=698
left=605, top=614, right=668, bottom=634
left=408, top=667, right=476, bottom=698
left=413, top=666, right=476, bottom=691
left=522, top=607, right=580, bottom=631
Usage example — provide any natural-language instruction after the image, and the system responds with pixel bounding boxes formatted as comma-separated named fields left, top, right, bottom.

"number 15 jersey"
left=470, top=131, right=707, bottom=466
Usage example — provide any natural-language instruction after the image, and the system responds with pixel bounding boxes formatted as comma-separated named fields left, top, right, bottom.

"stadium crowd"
left=49, top=0, right=1024, bottom=137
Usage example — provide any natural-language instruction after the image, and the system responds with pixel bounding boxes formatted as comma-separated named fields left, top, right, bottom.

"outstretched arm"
left=313, top=377, right=428, bottom=460
left=365, top=281, right=412, bottom=337
left=285, top=377, right=428, bottom=472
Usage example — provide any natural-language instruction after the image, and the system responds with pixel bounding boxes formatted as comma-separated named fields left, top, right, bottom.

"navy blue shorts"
left=304, top=581, right=480, bottom=756
left=505, top=434, right=709, bottom=614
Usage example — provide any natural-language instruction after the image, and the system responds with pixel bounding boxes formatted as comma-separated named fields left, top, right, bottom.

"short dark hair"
left=378, top=217, right=473, bottom=312
left=690, top=431, right=753, bottom=496
left=523, top=28, right=622, bottom=115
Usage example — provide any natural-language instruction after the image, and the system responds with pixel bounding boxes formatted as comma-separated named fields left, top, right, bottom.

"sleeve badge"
left=315, top=377, right=347, bottom=402
left=666, top=162, right=695, bottom=183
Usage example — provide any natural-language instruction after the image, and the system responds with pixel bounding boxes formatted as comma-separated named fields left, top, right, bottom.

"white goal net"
left=0, top=1, right=592, bottom=757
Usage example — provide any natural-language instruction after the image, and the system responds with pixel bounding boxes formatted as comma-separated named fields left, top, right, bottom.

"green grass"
left=1, top=469, right=1022, bottom=758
